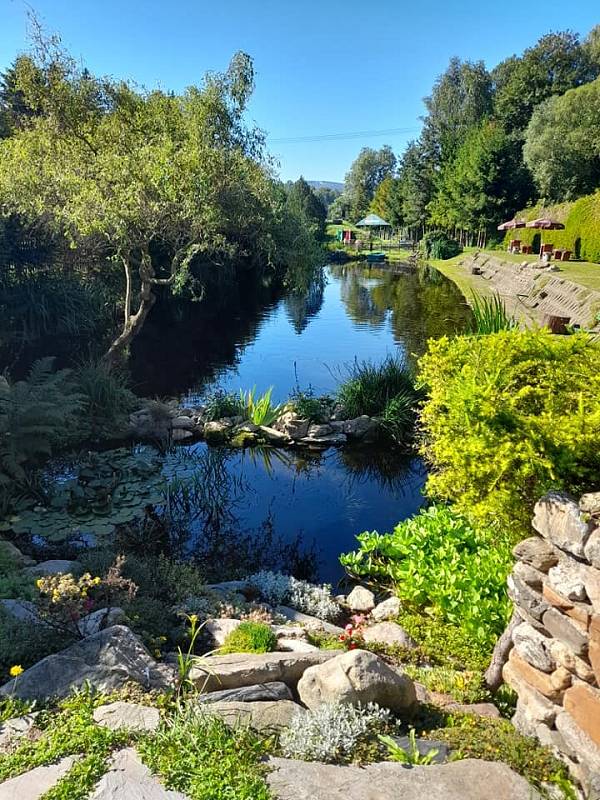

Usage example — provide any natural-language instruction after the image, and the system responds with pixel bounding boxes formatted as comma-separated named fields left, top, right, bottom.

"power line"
left=268, top=126, right=420, bottom=144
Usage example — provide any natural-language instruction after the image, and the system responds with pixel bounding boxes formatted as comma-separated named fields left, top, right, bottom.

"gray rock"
left=533, top=492, right=591, bottom=558
left=0, top=599, right=43, bottom=624
left=205, top=700, right=302, bottom=731
left=204, top=419, right=233, bottom=440
left=265, top=757, right=541, bottom=800
left=259, top=425, right=291, bottom=444
left=93, top=702, right=160, bottom=732
left=171, top=416, right=195, bottom=430
left=0, top=713, right=38, bottom=750
left=196, top=681, right=293, bottom=704
left=0, top=539, right=35, bottom=567
left=542, top=608, right=588, bottom=657
left=580, top=492, right=600, bottom=515
left=90, top=748, right=189, bottom=799
left=549, top=639, right=595, bottom=682
left=547, top=562, right=587, bottom=602
left=362, top=621, right=416, bottom=649
left=555, top=711, right=600, bottom=774
left=276, top=638, right=319, bottom=653
left=0, top=625, right=174, bottom=700
left=512, top=537, right=558, bottom=572
left=512, top=622, right=555, bottom=673
left=205, top=580, right=251, bottom=594
left=346, top=585, right=375, bottom=612
left=342, top=416, right=379, bottom=440
left=584, top=528, right=600, bottom=569
left=205, top=618, right=241, bottom=646
left=275, top=605, right=344, bottom=636
left=77, top=607, right=127, bottom=638
left=171, top=428, right=193, bottom=442
left=273, top=411, right=310, bottom=440
left=25, top=559, right=83, bottom=576
left=298, top=432, right=347, bottom=447
left=370, top=596, right=401, bottom=621
left=0, top=755, right=78, bottom=799
left=513, top=561, right=545, bottom=590
left=507, top=574, right=549, bottom=621
left=297, top=649, right=417, bottom=715
left=583, top=565, right=600, bottom=613
left=190, top=650, right=339, bottom=692
left=307, top=423, right=334, bottom=438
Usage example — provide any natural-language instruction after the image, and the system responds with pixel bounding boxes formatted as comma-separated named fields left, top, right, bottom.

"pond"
left=129, top=263, right=471, bottom=584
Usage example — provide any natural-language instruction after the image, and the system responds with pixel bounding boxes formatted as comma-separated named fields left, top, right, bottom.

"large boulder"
left=275, top=605, right=344, bottom=636
left=297, top=649, right=417, bottom=715
left=25, top=559, right=83, bottom=577
left=265, top=757, right=541, bottom=800
left=362, top=621, right=416, bottom=649
left=0, top=625, right=174, bottom=700
left=342, top=415, right=379, bottom=441
left=205, top=700, right=303, bottom=731
left=346, top=586, right=375, bottom=613
left=190, top=650, right=339, bottom=692
left=370, top=596, right=401, bottom=622
left=196, top=681, right=293, bottom=704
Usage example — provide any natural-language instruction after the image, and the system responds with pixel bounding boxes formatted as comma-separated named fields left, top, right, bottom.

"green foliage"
left=379, top=391, right=418, bottom=445
left=468, top=292, right=517, bottom=334
left=420, top=232, right=462, bottom=260
left=289, top=387, right=332, bottom=423
left=0, top=608, right=74, bottom=681
left=219, top=621, right=277, bottom=654
left=137, top=707, right=271, bottom=800
left=238, top=386, right=283, bottom=426
left=404, top=665, right=489, bottom=704
left=74, top=361, right=137, bottom=439
left=340, top=506, right=511, bottom=652
left=203, top=390, right=245, bottom=422
left=417, top=330, right=600, bottom=533
left=337, top=356, right=415, bottom=418
left=378, top=729, right=439, bottom=765
left=343, top=146, right=396, bottom=221
left=426, top=714, right=571, bottom=791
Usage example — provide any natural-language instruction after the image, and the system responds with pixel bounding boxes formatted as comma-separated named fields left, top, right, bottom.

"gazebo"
left=356, top=213, right=392, bottom=238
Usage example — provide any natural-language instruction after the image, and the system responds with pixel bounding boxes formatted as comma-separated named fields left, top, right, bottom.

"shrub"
left=417, top=329, right=600, bottom=533
left=468, top=292, right=517, bottom=334
left=219, top=621, right=277, bottom=654
left=340, top=506, right=512, bottom=653
left=238, top=386, right=283, bottom=426
left=336, top=355, right=416, bottom=419
left=289, top=387, right=332, bottom=423
left=247, top=570, right=340, bottom=621
left=74, top=360, right=137, bottom=439
left=279, top=703, right=392, bottom=764
left=420, top=231, right=462, bottom=260
left=203, top=390, right=245, bottom=422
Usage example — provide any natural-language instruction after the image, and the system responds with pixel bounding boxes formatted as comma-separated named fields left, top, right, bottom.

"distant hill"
left=307, top=180, right=344, bottom=193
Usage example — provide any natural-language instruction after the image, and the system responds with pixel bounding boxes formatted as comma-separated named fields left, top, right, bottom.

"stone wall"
left=504, top=490, right=600, bottom=795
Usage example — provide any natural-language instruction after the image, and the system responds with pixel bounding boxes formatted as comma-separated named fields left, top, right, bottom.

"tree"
left=421, top=58, right=493, bottom=167
left=370, top=177, right=403, bottom=228
left=523, top=78, right=600, bottom=202
left=344, top=145, right=396, bottom=221
left=286, top=177, right=327, bottom=239
left=397, top=141, right=432, bottom=239
left=0, top=40, right=282, bottom=366
left=492, top=31, right=597, bottom=133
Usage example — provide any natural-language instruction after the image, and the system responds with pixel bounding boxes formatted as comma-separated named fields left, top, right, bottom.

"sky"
left=1, top=0, right=598, bottom=183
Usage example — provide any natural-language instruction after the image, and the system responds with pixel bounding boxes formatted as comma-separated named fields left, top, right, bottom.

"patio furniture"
left=562, top=250, right=571, bottom=262
left=509, top=239, right=521, bottom=253
left=540, top=243, right=554, bottom=257
left=522, top=244, right=533, bottom=254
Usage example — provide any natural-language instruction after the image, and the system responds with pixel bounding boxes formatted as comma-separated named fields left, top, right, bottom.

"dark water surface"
left=132, top=264, right=471, bottom=582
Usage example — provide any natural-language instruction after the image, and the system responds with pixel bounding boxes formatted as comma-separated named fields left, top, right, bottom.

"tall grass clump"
left=468, top=293, right=517, bottom=335
left=74, top=360, right=137, bottom=438
left=239, top=386, right=283, bottom=426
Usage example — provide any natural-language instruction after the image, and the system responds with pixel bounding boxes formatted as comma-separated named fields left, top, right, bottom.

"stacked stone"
left=503, top=490, right=600, bottom=794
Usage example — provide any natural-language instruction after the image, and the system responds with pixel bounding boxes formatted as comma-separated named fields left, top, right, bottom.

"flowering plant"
left=338, top=615, right=366, bottom=649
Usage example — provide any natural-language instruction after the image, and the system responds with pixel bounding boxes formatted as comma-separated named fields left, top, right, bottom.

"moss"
left=218, top=621, right=277, bottom=654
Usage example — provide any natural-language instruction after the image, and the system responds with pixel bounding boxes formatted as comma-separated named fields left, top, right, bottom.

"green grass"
left=336, top=356, right=416, bottom=418
left=219, top=621, right=277, bottom=655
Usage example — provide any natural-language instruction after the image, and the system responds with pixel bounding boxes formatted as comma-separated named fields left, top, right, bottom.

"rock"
left=542, top=584, right=591, bottom=627
left=203, top=419, right=233, bottom=441
left=580, top=492, right=600, bottom=515
left=171, top=416, right=195, bottom=430
left=205, top=618, right=241, bottom=646
left=0, top=626, right=174, bottom=700
left=272, top=625, right=308, bottom=639
left=512, top=537, right=558, bottom=572
left=507, top=574, right=550, bottom=622
left=370, top=596, right=401, bottom=622
left=0, top=713, right=38, bottom=750
left=513, top=561, right=545, bottom=590
left=542, top=608, right=588, bottom=657
left=205, top=700, right=303, bottom=731
left=584, top=528, right=600, bottom=569
left=25, top=559, right=83, bottom=576
left=90, top=748, right=189, bottom=799
left=190, top=650, right=339, bottom=692
left=0, top=755, right=78, bottom=799
left=196, top=681, right=293, bottom=704
left=547, top=562, right=587, bottom=602
left=0, top=599, right=43, bottom=624
left=505, top=650, right=570, bottom=701
left=93, top=701, right=160, bottom=732
left=273, top=411, right=310, bottom=440
left=342, top=416, right=378, bottom=440
left=265, top=757, right=541, bottom=800
left=307, top=423, right=333, bottom=438
left=276, top=639, right=319, bottom=653
left=563, top=683, right=600, bottom=748
left=297, top=649, right=417, bottom=715
left=362, top=621, right=416, bottom=649
left=512, top=622, right=555, bottom=672
left=298, top=431, right=347, bottom=447
left=503, top=669, right=558, bottom=727
left=533, top=492, right=591, bottom=558
left=0, top=539, right=35, bottom=567
left=548, top=639, right=595, bottom=683
left=205, top=580, right=251, bottom=594
left=275, top=605, right=344, bottom=636
left=555, top=711, right=600, bottom=775
left=77, top=607, right=127, bottom=637
left=259, top=425, right=291, bottom=444
left=443, top=702, right=501, bottom=719
left=346, top=585, right=375, bottom=613
left=171, top=428, right=193, bottom=442
left=583, top=566, right=600, bottom=613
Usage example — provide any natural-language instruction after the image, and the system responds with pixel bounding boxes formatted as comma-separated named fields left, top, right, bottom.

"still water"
left=133, top=263, right=471, bottom=583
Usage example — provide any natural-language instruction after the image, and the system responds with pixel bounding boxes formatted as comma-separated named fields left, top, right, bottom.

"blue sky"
left=1, top=0, right=598, bottom=182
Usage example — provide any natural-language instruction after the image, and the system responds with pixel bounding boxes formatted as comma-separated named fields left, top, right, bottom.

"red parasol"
left=525, top=218, right=565, bottom=230
left=497, top=218, right=526, bottom=231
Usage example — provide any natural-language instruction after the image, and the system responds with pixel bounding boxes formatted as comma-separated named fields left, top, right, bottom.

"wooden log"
left=484, top=610, right=521, bottom=693
left=542, top=314, right=570, bottom=334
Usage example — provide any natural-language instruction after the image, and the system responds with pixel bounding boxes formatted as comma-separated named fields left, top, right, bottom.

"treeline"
left=0, top=36, right=326, bottom=366
left=332, top=27, right=600, bottom=245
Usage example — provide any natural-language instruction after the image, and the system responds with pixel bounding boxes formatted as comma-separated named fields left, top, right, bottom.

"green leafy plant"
left=219, top=621, right=277, bottom=654
left=468, top=292, right=517, bottom=334
left=289, top=387, right=332, bottom=423
left=176, top=613, right=210, bottom=697
left=203, top=390, right=245, bottom=422
left=340, top=506, right=511, bottom=653
left=336, top=355, right=417, bottom=419
left=420, top=231, right=462, bottom=260
left=378, top=729, right=439, bottom=765
left=74, top=360, right=136, bottom=439
left=417, top=329, right=600, bottom=533
left=238, top=386, right=283, bottom=426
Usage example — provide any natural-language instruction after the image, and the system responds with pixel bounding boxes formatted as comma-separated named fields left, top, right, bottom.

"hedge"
left=503, top=191, right=600, bottom=263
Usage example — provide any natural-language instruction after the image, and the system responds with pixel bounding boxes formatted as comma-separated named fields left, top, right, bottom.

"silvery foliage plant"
left=247, top=570, right=340, bottom=621
left=280, top=703, right=392, bottom=763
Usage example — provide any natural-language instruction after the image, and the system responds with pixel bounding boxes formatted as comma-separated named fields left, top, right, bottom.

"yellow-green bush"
left=504, top=191, right=600, bottom=262
left=417, top=330, right=600, bottom=535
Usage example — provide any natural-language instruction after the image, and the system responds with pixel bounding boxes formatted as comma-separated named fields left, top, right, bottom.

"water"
left=130, top=263, right=471, bottom=583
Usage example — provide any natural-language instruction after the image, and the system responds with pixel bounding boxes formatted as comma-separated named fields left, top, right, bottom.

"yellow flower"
left=188, top=614, right=199, bottom=626
left=9, top=665, right=23, bottom=678
left=93, top=577, right=101, bottom=585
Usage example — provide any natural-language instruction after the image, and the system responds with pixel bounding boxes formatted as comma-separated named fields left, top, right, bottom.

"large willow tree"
left=0, top=38, right=283, bottom=365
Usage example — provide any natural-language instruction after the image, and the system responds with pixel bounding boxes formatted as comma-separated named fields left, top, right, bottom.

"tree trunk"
left=484, top=609, right=520, bottom=693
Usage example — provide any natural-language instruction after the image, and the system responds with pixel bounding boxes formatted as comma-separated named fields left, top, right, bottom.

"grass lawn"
left=476, top=248, right=600, bottom=293
left=427, top=252, right=494, bottom=300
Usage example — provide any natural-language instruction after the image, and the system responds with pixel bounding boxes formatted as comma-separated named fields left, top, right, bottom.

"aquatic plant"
left=74, top=360, right=137, bottom=438
left=468, top=292, right=517, bottom=334
left=336, top=355, right=416, bottom=419
left=203, top=390, right=245, bottom=422
left=238, top=386, right=283, bottom=426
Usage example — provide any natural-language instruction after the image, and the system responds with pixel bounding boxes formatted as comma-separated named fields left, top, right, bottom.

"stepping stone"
left=90, top=748, right=189, bottom=799
left=0, top=713, right=38, bottom=750
left=0, top=755, right=77, bottom=799
left=93, top=702, right=160, bottom=732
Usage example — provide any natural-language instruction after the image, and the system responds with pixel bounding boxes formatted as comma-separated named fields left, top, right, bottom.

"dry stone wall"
left=504, top=490, right=600, bottom=794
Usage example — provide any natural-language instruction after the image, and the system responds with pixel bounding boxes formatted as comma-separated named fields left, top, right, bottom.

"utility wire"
left=269, top=126, right=419, bottom=144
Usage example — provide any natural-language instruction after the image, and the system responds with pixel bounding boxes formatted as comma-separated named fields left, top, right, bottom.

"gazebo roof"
left=356, top=213, right=391, bottom=227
